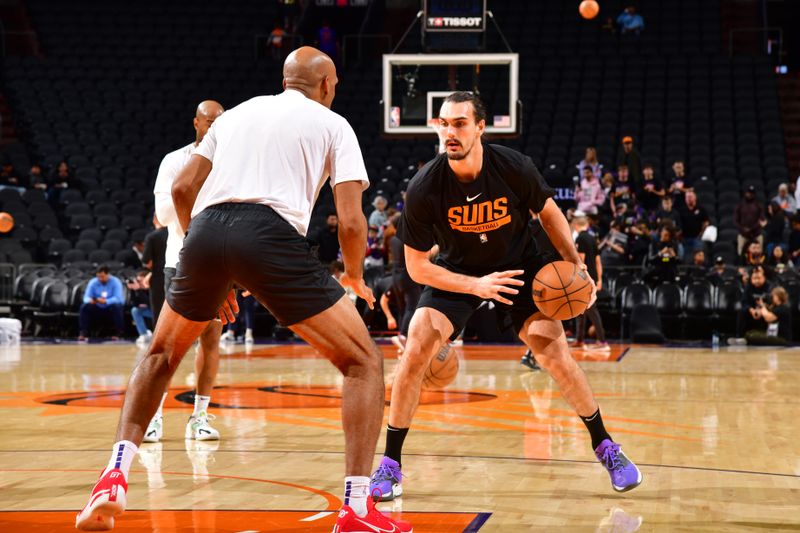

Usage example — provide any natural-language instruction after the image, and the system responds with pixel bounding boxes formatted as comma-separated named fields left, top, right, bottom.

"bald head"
left=196, top=100, right=224, bottom=120
left=193, top=100, right=224, bottom=144
left=282, top=46, right=338, bottom=108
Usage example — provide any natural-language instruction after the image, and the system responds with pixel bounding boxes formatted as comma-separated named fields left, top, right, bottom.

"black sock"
left=580, top=409, right=612, bottom=450
left=383, top=425, right=409, bottom=465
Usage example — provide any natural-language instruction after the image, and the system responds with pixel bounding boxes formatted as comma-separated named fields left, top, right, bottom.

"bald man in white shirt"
left=140, top=100, right=225, bottom=446
left=76, top=47, right=411, bottom=533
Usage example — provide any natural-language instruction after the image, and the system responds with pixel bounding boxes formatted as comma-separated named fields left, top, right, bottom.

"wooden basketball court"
left=0, top=341, right=798, bottom=532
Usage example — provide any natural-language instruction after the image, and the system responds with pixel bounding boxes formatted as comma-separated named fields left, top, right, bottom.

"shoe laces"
left=600, top=443, right=622, bottom=471
left=373, top=462, right=400, bottom=481
left=192, top=412, right=216, bottom=424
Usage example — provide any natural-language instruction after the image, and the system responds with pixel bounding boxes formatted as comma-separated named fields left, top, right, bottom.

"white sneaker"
left=142, top=415, right=163, bottom=443
left=244, top=328, right=254, bottom=344
left=220, top=330, right=235, bottom=343
left=185, top=411, right=220, bottom=441
left=135, top=334, right=149, bottom=346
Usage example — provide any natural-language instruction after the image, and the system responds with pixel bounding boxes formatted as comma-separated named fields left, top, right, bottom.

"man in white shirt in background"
left=141, top=100, right=225, bottom=445
left=76, top=47, right=411, bottom=533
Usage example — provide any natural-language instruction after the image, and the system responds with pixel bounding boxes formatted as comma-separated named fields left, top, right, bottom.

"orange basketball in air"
left=532, top=261, right=593, bottom=320
left=579, top=0, right=600, bottom=19
left=0, top=212, right=14, bottom=233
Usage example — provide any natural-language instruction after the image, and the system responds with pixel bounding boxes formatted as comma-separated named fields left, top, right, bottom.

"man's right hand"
left=471, top=270, right=525, bottom=305
left=340, top=274, right=376, bottom=309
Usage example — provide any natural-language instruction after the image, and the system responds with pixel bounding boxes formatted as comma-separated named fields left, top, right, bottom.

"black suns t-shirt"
left=397, top=144, right=555, bottom=276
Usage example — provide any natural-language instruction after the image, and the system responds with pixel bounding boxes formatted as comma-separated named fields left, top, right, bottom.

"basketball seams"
left=533, top=281, right=592, bottom=303
left=532, top=261, right=593, bottom=319
left=550, top=262, right=575, bottom=318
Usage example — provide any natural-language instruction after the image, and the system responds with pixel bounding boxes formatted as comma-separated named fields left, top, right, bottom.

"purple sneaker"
left=595, top=439, right=642, bottom=492
left=369, top=456, right=403, bottom=501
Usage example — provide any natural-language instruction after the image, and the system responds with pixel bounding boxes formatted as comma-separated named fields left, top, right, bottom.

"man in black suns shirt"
left=369, top=92, right=643, bottom=502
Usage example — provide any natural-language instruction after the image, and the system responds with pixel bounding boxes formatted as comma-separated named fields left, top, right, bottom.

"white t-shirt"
left=153, top=142, right=194, bottom=269
left=192, top=90, right=369, bottom=236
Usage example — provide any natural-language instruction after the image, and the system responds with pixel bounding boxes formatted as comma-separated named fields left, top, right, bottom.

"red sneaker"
left=75, top=468, right=127, bottom=531
left=332, top=496, right=413, bottom=532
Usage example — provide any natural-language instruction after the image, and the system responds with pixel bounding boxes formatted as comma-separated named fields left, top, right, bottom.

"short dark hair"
left=442, top=91, right=487, bottom=123
left=96, top=264, right=110, bottom=275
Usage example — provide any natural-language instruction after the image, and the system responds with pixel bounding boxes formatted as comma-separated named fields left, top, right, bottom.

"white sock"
left=193, top=394, right=211, bottom=417
left=155, top=392, right=167, bottom=418
left=344, top=476, right=370, bottom=517
left=103, top=440, right=138, bottom=479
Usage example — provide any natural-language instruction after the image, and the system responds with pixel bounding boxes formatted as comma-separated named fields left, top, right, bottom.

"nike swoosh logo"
left=466, top=193, right=482, bottom=202
left=353, top=517, right=400, bottom=533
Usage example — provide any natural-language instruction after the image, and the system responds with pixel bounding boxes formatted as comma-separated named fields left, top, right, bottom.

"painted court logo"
left=448, top=197, right=511, bottom=233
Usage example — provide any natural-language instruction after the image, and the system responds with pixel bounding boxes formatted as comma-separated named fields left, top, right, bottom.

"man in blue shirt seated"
left=617, top=6, right=644, bottom=35
left=79, top=264, right=125, bottom=342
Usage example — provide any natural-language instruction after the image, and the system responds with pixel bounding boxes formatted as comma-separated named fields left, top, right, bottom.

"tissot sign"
left=424, top=0, right=486, bottom=33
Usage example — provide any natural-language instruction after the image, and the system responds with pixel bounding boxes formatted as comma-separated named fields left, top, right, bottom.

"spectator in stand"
left=688, top=249, right=708, bottom=278
left=772, top=183, right=796, bottom=214
left=117, top=238, right=145, bottom=269
left=50, top=161, right=73, bottom=190
left=142, top=216, right=168, bottom=322
left=679, top=191, right=710, bottom=260
left=768, top=245, right=794, bottom=275
left=312, top=212, right=340, bottom=265
left=79, top=264, right=125, bottom=342
left=573, top=214, right=608, bottom=351
left=575, top=165, right=605, bottom=215
left=267, top=20, right=286, bottom=61
left=643, top=224, right=681, bottom=284
left=789, top=213, right=800, bottom=267
left=655, top=195, right=681, bottom=232
left=627, top=221, right=652, bottom=267
left=28, top=164, right=48, bottom=193
left=617, top=136, right=642, bottom=188
left=599, top=219, right=629, bottom=267
left=609, top=164, right=634, bottom=213
left=576, top=147, right=602, bottom=179
left=368, top=195, right=388, bottom=230
left=707, top=255, right=737, bottom=285
left=617, top=5, right=644, bottom=35
left=364, top=225, right=384, bottom=269
left=734, top=185, right=765, bottom=255
left=740, top=240, right=766, bottom=271
left=638, top=163, right=664, bottom=213
left=0, top=163, right=24, bottom=192
left=316, top=20, right=338, bottom=64
left=666, top=160, right=693, bottom=210
left=744, top=286, right=792, bottom=345
left=763, top=201, right=786, bottom=256
left=127, top=270, right=152, bottom=345
left=733, top=265, right=772, bottom=342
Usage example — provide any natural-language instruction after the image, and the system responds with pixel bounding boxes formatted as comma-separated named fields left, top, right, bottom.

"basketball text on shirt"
left=447, top=197, right=510, bottom=233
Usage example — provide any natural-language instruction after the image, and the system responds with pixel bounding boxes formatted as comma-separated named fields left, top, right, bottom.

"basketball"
left=422, top=343, right=459, bottom=390
left=0, top=212, right=14, bottom=233
left=532, top=261, right=593, bottom=320
left=579, top=0, right=600, bottom=19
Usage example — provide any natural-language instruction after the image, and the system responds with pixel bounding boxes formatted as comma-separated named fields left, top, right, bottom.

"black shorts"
left=166, top=203, right=345, bottom=326
left=417, top=256, right=548, bottom=339
left=164, top=266, right=176, bottom=293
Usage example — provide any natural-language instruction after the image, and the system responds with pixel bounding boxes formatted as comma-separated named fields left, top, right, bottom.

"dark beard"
left=446, top=144, right=471, bottom=160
